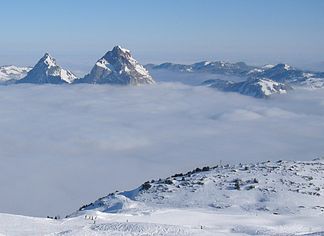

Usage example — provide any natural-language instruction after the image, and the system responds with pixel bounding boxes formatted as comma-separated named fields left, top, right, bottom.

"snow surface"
left=300, top=77, right=324, bottom=89
left=0, top=65, right=32, bottom=82
left=115, top=45, right=131, bottom=54
left=257, top=78, right=288, bottom=96
left=0, top=209, right=323, bottom=236
left=76, top=159, right=324, bottom=217
left=203, top=78, right=291, bottom=98
left=0, top=159, right=323, bottom=235
left=262, top=64, right=275, bottom=69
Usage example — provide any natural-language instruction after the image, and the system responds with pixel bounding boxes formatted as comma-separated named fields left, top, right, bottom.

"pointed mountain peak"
left=112, top=45, right=130, bottom=54
left=105, top=45, right=132, bottom=59
left=18, top=53, right=78, bottom=84
left=273, top=63, right=292, bottom=70
left=79, top=46, right=155, bottom=85
left=38, top=52, right=57, bottom=68
left=41, top=52, right=53, bottom=60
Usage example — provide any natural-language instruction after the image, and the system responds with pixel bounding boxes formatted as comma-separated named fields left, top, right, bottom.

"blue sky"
left=0, top=0, right=324, bottom=72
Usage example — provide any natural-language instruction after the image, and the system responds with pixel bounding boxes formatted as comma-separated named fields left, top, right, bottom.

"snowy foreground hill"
left=0, top=159, right=323, bottom=235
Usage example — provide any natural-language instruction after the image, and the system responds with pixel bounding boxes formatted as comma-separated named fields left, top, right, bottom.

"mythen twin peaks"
left=18, top=46, right=155, bottom=85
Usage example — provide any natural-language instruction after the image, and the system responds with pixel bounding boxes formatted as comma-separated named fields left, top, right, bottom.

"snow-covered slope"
left=79, top=46, right=155, bottom=85
left=18, top=53, right=78, bottom=84
left=203, top=78, right=292, bottom=98
left=0, top=65, right=32, bottom=83
left=255, top=64, right=308, bottom=83
left=250, top=63, right=324, bottom=88
left=1, top=209, right=323, bottom=236
left=75, top=159, right=324, bottom=216
left=0, top=159, right=323, bottom=235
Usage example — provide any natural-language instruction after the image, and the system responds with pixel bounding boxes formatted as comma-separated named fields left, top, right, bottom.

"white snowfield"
left=0, top=159, right=323, bottom=235
left=0, top=209, right=323, bottom=236
left=0, top=65, right=31, bottom=82
left=256, top=78, right=288, bottom=96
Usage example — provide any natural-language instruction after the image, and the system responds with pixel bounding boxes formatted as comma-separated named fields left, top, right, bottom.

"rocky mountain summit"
left=78, top=46, right=155, bottom=85
left=18, top=53, right=78, bottom=84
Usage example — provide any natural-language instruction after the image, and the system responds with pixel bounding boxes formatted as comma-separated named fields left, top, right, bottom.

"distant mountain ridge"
left=202, top=78, right=292, bottom=98
left=2, top=50, right=324, bottom=98
left=147, top=61, right=324, bottom=98
left=147, top=61, right=254, bottom=76
left=0, top=65, right=32, bottom=83
left=147, top=61, right=324, bottom=85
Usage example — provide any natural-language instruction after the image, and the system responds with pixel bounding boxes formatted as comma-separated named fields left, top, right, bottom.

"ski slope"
left=0, top=209, right=323, bottom=236
left=0, top=159, right=323, bottom=235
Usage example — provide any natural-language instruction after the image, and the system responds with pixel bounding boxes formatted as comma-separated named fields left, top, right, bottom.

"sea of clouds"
left=0, top=83, right=323, bottom=217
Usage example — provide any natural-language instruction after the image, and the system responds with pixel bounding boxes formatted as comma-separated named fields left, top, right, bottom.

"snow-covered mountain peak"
left=102, top=46, right=132, bottom=62
left=79, top=46, right=155, bottom=85
left=40, top=53, right=57, bottom=68
left=102, top=46, right=134, bottom=67
left=18, top=53, right=78, bottom=84
left=112, top=45, right=131, bottom=55
left=252, top=77, right=290, bottom=96
left=273, top=63, right=293, bottom=71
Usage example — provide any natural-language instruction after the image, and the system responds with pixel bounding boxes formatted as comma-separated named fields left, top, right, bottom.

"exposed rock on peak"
left=18, top=53, right=78, bottom=84
left=78, top=46, right=155, bottom=85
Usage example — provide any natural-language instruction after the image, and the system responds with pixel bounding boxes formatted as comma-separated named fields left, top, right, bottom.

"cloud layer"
left=0, top=83, right=323, bottom=217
